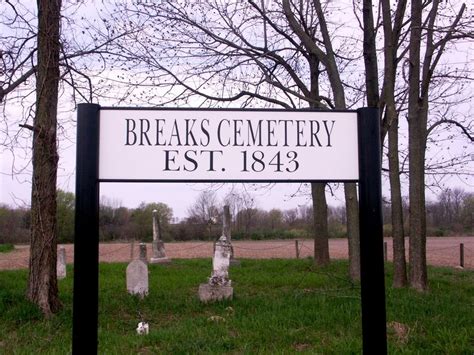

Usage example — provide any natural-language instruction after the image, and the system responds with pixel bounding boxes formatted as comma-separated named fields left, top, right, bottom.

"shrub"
left=328, top=224, right=347, bottom=238
left=426, top=227, right=445, bottom=237
left=0, top=244, right=14, bottom=253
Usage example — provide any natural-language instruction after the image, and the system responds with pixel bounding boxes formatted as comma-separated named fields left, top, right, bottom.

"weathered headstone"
left=150, top=209, right=170, bottom=264
left=57, top=246, right=67, bottom=279
left=126, top=259, right=149, bottom=298
left=222, top=205, right=239, bottom=266
left=198, top=205, right=234, bottom=302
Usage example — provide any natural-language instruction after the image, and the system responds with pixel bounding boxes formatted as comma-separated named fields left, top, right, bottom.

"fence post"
left=295, top=240, right=300, bottom=259
left=460, top=243, right=464, bottom=268
left=384, top=241, right=388, bottom=262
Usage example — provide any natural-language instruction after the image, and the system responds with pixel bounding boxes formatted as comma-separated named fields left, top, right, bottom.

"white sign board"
left=99, top=109, right=359, bottom=181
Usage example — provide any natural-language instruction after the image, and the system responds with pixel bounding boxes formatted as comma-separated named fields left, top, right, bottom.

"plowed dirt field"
left=1, top=237, right=472, bottom=270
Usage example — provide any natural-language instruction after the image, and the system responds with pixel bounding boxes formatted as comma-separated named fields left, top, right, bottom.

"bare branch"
left=427, top=119, right=473, bottom=142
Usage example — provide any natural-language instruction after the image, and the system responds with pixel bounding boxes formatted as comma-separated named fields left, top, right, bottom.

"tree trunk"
left=408, top=110, right=428, bottom=291
left=307, top=57, right=331, bottom=267
left=380, top=0, right=408, bottom=288
left=407, top=0, right=428, bottom=291
left=311, top=183, right=330, bottom=266
left=362, top=0, right=379, bottom=108
left=408, top=104, right=428, bottom=291
left=313, top=0, right=360, bottom=276
left=27, top=0, right=62, bottom=315
left=345, top=183, right=360, bottom=280
left=355, top=0, right=379, bottom=283
left=388, top=116, right=407, bottom=287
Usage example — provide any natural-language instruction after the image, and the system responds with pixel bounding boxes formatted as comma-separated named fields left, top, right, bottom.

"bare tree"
left=224, top=187, right=258, bottom=233
left=362, top=0, right=409, bottom=287
left=283, top=208, right=299, bottom=228
left=187, top=191, right=220, bottom=225
left=267, top=208, right=284, bottom=230
left=359, top=0, right=473, bottom=289
left=282, top=0, right=361, bottom=268
left=432, top=188, right=466, bottom=227
left=227, top=189, right=257, bottom=235
left=116, top=0, right=364, bottom=268
left=1, top=1, right=135, bottom=314
left=406, top=0, right=472, bottom=291
left=26, top=0, right=62, bottom=316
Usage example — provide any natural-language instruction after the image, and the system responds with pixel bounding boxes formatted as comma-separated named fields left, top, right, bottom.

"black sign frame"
left=72, top=103, right=387, bottom=354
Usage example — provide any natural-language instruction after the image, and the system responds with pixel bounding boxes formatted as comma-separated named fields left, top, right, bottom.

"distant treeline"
left=0, top=188, right=472, bottom=244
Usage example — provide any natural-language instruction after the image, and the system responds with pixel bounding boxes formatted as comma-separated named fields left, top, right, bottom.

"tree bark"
left=380, top=0, right=408, bottom=287
left=407, top=0, right=428, bottom=291
left=344, top=183, right=360, bottom=280
left=27, top=0, right=62, bottom=315
left=308, top=56, right=331, bottom=266
left=388, top=117, right=407, bottom=287
left=408, top=0, right=466, bottom=291
left=362, top=0, right=379, bottom=108
left=311, top=183, right=330, bottom=266
left=408, top=109, right=428, bottom=291
left=312, top=0, right=360, bottom=276
left=355, top=0, right=380, bottom=282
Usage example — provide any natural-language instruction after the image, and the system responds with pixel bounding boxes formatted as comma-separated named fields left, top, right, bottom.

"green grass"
left=0, top=243, right=14, bottom=253
left=0, top=259, right=472, bottom=354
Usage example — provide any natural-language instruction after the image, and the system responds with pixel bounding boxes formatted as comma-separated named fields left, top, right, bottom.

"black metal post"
left=73, top=103, right=100, bottom=354
left=460, top=243, right=464, bottom=268
left=357, top=107, right=387, bottom=353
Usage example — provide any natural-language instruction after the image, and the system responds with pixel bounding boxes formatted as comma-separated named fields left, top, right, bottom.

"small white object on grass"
left=136, top=322, right=149, bottom=335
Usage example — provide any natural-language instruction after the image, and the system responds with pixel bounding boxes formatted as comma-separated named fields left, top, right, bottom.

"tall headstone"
left=222, top=205, right=239, bottom=266
left=150, top=209, right=170, bottom=264
left=126, top=259, right=149, bottom=298
left=57, top=246, right=67, bottom=279
left=198, top=205, right=234, bottom=303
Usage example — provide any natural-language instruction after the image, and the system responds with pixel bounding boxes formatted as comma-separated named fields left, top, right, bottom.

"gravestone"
left=150, top=209, right=170, bottom=264
left=198, top=206, right=234, bottom=303
left=126, top=259, right=149, bottom=298
left=57, top=246, right=67, bottom=279
left=223, top=206, right=239, bottom=266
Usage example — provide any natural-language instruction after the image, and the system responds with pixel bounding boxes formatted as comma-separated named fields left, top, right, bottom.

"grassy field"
left=0, top=259, right=472, bottom=353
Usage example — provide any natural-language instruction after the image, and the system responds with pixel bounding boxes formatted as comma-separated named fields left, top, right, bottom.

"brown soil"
left=1, top=237, right=472, bottom=270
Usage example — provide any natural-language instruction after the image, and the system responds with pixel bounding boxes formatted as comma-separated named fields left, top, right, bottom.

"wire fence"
left=382, top=240, right=473, bottom=269
left=0, top=238, right=472, bottom=270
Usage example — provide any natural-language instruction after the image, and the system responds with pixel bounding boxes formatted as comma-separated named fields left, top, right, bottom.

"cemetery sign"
left=99, top=109, right=358, bottom=181
left=73, top=104, right=386, bottom=354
